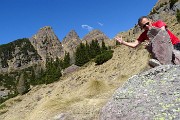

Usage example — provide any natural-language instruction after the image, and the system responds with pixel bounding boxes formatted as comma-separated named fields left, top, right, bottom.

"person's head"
left=138, top=16, right=152, bottom=30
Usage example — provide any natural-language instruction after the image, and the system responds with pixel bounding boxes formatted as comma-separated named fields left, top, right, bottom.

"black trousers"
left=174, top=43, right=180, bottom=51
left=172, top=43, right=180, bottom=63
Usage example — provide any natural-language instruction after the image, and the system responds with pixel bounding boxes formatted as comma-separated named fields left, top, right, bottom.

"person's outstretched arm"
left=115, top=36, right=141, bottom=48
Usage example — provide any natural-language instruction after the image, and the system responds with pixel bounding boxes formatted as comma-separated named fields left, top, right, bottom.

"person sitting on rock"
left=115, top=16, right=180, bottom=67
left=115, top=16, right=180, bottom=50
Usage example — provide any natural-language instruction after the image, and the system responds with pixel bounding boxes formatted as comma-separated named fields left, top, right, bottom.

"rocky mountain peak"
left=82, top=29, right=110, bottom=45
left=29, top=26, right=64, bottom=62
left=40, top=26, right=52, bottom=30
left=62, top=30, right=81, bottom=44
left=62, top=30, right=81, bottom=63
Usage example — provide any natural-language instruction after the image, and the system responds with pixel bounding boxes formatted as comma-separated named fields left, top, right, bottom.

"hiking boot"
left=149, top=59, right=161, bottom=67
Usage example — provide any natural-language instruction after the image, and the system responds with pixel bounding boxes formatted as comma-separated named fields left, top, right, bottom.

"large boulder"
left=147, top=27, right=173, bottom=65
left=100, top=65, right=180, bottom=120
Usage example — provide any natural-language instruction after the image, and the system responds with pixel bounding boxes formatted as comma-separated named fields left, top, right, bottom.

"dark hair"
left=138, top=16, right=149, bottom=25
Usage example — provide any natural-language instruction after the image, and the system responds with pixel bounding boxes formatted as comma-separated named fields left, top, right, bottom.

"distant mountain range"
left=0, top=26, right=111, bottom=73
left=0, top=25, right=112, bottom=99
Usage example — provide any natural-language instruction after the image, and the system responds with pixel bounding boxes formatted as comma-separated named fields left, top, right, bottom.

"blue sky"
left=0, top=0, right=157, bottom=45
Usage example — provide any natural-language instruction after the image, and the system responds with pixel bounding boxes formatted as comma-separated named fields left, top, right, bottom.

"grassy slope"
left=0, top=45, right=150, bottom=120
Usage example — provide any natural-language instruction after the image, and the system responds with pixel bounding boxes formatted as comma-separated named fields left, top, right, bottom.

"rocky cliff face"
left=0, top=26, right=65, bottom=99
left=82, top=29, right=110, bottom=46
left=0, top=38, right=42, bottom=73
left=62, top=30, right=81, bottom=63
left=149, top=0, right=180, bottom=37
left=29, top=26, right=64, bottom=62
left=0, top=26, right=65, bottom=74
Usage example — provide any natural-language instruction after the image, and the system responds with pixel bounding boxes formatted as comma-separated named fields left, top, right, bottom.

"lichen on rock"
left=100, top=65, right=180, bottom=120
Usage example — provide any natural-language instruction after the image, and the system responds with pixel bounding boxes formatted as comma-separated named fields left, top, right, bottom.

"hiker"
left=115, top=16, right=180, bottom=67
left=115, top=16, right=180, bottom=50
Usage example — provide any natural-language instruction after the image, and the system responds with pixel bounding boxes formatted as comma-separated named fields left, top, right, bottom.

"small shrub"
left=159, top=2, right=168, bottom=8
left=170, top=0, right=178, bottom=9
left=95, top=50, right=113, bottom=65
left=150, top=8, right=158, bottom=15
left=176, top=9, right=180, bottom=23
left=116, top=40, right=120, bottom=45
left=0, top=104, right=7, bottom=110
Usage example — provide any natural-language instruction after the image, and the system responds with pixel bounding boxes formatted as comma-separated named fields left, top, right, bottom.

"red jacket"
left=137, top=20, right=180, bottom=45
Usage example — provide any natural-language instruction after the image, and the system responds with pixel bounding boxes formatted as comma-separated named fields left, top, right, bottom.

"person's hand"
left=115, top=36, right=123, bottom=44
left=142, top=41, right=149, bottom=46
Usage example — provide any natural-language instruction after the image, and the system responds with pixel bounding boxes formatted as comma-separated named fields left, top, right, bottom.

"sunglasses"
left=142, top=22, right=150, bottom=28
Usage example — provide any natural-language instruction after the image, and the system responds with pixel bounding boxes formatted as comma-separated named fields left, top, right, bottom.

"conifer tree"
left=85, top=41, right=91, bottom=60
left=30, top=68, right=36, bottom=85
left=101, top=40, right=108, bottom=53
left=89, top=40, right=96, bottom=58
left=63, top=52, right=71, bottom=69
left=176, top=9, right=180, bottom=23
left=95, top=50, right=113, bottom=65
left=23, top=71, right=30, bottom=93
left=75, top=43, right=89, bottom=66
left=43, top=58, right=62, bottom=84
left=89, top=40, right=101, bottom=59
left=17, top=72, right=30, bottom=95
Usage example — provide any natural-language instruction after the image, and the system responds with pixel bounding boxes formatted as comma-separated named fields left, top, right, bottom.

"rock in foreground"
left=100, top=65, right=180, bottom=120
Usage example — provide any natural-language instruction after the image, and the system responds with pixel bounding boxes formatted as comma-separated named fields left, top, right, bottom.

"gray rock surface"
left=100, top=65, right=180, bottom=120
left=82, top=29, right=110, bottom=46
left=147, top=27, right=173, bottom=65
left=62, top=64, right=79, bottom=75
left=62, top=30, right=81, bottom=64
left=29, top=26, right=64, bottom=62
left=0, top=38, right=42, bottom=73
left=172, top=1, right=180, bottom=12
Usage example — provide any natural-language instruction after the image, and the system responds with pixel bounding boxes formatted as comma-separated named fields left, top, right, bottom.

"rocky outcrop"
left=62, top=30, right=81, bottom=63
left=29, top=26, right=64, bottom=62
left=149, top=0, right=180, bottom=37
left=82, top=29, right=110, bottom=46
left=100, top=65, right=180, bottom=120
left=62, top=64, right=79, bottom=75
left=149, top=1, right=180, bottom=21
left=0, top=38, right=42, bottom=73
left=147, top=27, right=173, bottom=65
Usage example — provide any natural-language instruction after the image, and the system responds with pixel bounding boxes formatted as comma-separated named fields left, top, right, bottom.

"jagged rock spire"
left=62, top=29, right=81, bottom=45
left=62, top=30, right=81, bottom=63
left=29, top=26, right=64, bottom=62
